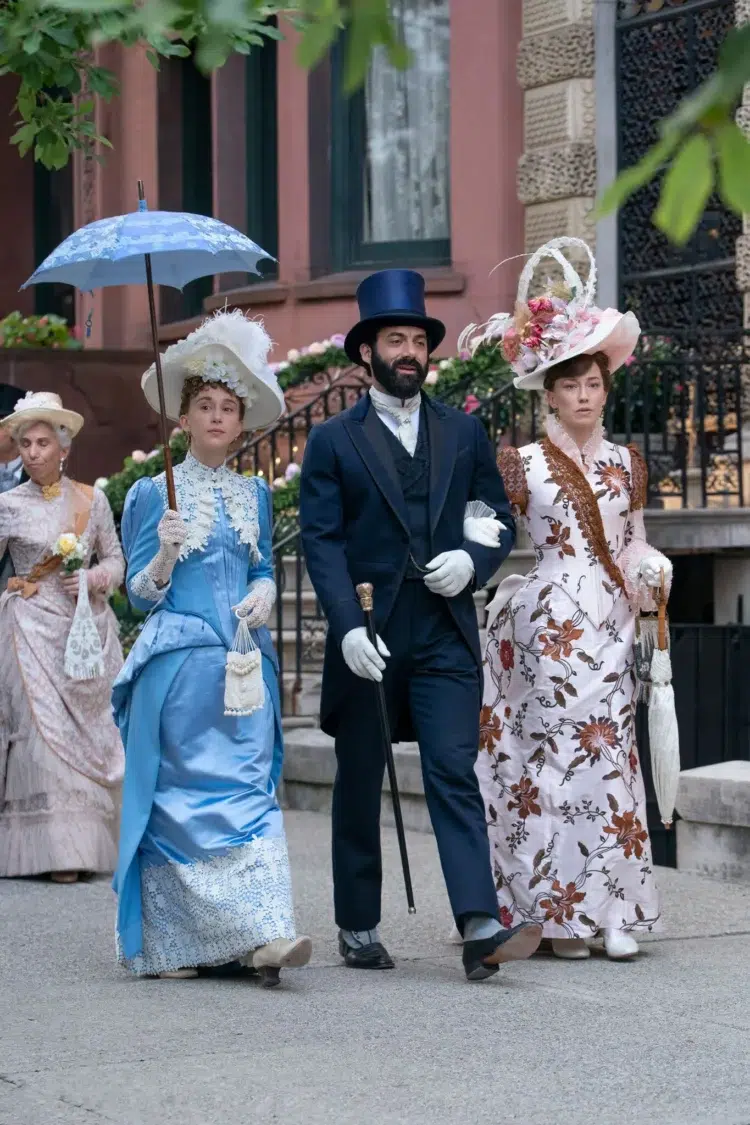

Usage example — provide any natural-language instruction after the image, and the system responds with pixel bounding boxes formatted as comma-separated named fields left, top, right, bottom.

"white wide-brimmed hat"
left=0, top=390, right=84, bottom=437
left=141, top=309, right=286, bottom=431
left=459, top=237, right=641, bottom=391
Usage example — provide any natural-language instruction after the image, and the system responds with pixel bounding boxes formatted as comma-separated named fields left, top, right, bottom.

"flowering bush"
left=0, top=311, right=82, bottom=350
left=272, top=334, right=349, bottom=390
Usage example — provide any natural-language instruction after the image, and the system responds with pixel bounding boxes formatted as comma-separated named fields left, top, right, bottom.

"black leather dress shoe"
left=338, top=931, right=395, bottom=970
left=462, top=921, right=543, bottom=981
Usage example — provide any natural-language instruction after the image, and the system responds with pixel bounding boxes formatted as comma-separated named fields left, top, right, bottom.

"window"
left=34, top=146, right=75, bottom=324
left=246, top=32, right=279, bottom=279
left=158, top=56, right=213, bottom=323
left=329, top=0, right=451, bottom=272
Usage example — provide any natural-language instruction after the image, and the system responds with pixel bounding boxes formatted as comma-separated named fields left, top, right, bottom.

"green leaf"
left=654, top=132, right=714, bottom=245
left=716, top=121, right=750, bottom=215
left=10, top=122, right=37, bottom=156
left=296, top=9, right=339, bottom=70
left=23, top=31, right=42, bottom=55
left=596, top=134, right=677, bottom=218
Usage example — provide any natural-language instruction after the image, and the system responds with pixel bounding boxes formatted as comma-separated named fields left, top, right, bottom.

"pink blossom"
left=623, top=354, right=636, bottom=367
left=463, top=394, right=481, bottom=414
left=502, top=327, right=521, bottom=362
left=424, top=368, right=439, bottom=386
left=528, top=296, right=555, bottom=324
left=330, top=333, right=346, bottom=349
left=284, top=462, right=301, bottom=482
left=170, top=426, right=183, bottom=439
left=459, top=349, right=471, bottom=361
left=131, top=449, right=148, bottom=464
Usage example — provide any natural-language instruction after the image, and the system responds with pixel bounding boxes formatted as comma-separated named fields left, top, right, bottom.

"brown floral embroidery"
left=627, top=444, right=648, bottom=510
left=507, top=775, right=542, bottom=819
left=603, top=810, right=649, bottom=859
left=539, top=880, right=586, bottom=924
left=497, top=446, right=528, bottom=514
left=594, top=459, right=631, bottom=500
left=540, top=438, right=627, bottom=595
left=538, top=617, right=584, bottom=660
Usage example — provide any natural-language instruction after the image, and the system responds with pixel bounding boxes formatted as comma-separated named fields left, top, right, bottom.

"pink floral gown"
left=477, top=417, right=666, bottom=938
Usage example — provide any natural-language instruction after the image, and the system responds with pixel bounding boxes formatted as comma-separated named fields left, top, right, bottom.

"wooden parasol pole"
left=137, top=180, right=177, bottom=510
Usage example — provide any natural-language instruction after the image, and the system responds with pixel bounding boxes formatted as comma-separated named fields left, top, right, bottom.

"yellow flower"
left=56, top=533, right=78, bottom=557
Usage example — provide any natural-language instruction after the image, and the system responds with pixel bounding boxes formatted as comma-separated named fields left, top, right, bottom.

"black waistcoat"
left=378, top=409, right=432, bottom=579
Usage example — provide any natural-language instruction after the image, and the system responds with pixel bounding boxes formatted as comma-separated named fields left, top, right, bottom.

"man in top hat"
left=299, top=269, right=543, bottom=981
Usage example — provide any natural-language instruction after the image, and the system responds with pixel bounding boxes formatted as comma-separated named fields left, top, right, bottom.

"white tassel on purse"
left=64, top=568, right=105, bottom=681
left=224, top=613, right=264, bottom=717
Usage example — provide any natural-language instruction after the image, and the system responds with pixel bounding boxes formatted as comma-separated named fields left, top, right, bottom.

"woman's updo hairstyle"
left=179, top=376, right=246, bottom=421
left=542, top=351, right=612, bottom=394
left=14, top=419, right=73, bottom=449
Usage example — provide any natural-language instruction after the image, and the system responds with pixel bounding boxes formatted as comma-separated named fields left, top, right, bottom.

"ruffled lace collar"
left=544, top=414, right=605, bottom=471
left=155, top=452, right=260, bottom=561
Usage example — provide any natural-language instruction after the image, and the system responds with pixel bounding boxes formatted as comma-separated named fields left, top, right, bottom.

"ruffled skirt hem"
left=0, top=810, right=118, bottom=877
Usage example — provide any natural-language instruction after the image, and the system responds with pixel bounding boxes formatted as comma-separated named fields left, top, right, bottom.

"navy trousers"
left=332, top=581, right=499, bottom=931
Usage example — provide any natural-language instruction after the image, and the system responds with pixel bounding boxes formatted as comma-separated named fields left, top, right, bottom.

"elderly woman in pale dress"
left=0, top=392, right=125, bottom=882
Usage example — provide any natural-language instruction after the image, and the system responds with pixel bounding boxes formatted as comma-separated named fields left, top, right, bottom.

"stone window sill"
left=203, top=281, right=289, bottom=313
left=293, top=267, right=466, bottom=302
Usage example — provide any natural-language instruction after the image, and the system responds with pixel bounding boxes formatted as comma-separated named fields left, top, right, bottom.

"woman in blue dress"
left=113, top=310, right=312, bottom=985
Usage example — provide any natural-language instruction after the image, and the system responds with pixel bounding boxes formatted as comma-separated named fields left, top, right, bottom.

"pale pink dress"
left=0, top=479, right=125, bottom=876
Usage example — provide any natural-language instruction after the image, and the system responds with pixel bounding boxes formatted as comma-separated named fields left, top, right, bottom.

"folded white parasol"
left=647, top=574, right=680, bottom=828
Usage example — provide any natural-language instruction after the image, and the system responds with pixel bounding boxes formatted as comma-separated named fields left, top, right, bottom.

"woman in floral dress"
left=460, top=238, right=672, bottom=960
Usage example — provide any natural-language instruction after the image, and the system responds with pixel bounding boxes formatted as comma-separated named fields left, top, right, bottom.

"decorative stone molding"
left=522, top=0, right=593, bottom=38
left=517, top=21, right=595, bottom=91
left=517, top=142, right=596, bottom=206
left=524, top=198, right=596, bottom=254
left=524, top=78, right=595, bottom=151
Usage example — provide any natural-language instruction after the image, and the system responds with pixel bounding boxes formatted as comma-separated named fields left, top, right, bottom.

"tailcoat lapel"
left=343, top=396, right=410, bottom=534
left=426, top=397, right=458, bottom=533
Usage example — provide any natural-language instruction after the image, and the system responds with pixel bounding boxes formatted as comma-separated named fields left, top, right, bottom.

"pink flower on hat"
left=502, top=327, right=521, bottom=362
left=528, top=296, right=556, bottom=324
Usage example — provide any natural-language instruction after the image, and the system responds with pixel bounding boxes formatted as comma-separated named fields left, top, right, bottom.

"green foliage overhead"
left=597, top=21, right=750, bottom=246
left=0, top=0, right=404, bottom=170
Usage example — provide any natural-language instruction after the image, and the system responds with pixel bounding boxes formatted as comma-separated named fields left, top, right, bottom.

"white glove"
left=638, top=555, right=673, bottom=589
left=341, top=627, right=391, bottom=682
left=463, top=500, right=506, bottom=548
left=233, top=577, right=276, bottom=628
left=143, top=509, right=188, bottom=589
left=424, top=550, right=475, bottom=597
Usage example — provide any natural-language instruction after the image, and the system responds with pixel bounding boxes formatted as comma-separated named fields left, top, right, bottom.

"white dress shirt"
left=369, top=387, right=421, bottom=456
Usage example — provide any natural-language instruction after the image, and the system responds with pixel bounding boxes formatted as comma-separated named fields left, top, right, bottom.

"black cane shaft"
left=362, top=611, right=416, bottom=913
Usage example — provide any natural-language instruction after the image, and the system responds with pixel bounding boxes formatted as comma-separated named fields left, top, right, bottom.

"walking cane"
left=356, top=583, right=416, bottom=914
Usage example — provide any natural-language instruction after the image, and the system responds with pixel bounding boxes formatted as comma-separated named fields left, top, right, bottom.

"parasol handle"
left=138, top=180, right=177, bottom=511
left=657, top=568, right=667, bottom=652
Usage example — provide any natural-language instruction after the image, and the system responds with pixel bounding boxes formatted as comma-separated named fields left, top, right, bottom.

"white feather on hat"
left=458, top=237, right=640, bottom=391
left=141, top=309, right=286, bottom=431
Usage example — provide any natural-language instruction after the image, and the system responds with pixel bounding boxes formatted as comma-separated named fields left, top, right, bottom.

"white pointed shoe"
left=603, top=928, right=639, bottom=960
left=551, top=938, right=591, bottom=960
left=251, top=936, right=312, bottom=987
left=158, top=968, right=198, bottom=979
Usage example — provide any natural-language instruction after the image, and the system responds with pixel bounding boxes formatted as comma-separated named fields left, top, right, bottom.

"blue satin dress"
left=113, top=454, right=297, bottom=975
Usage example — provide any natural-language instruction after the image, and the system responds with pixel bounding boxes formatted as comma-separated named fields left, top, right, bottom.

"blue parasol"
left=21, top=181, right=274, bottom=507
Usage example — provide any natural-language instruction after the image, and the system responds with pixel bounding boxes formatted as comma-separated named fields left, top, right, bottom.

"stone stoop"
left=675, top=761, right=750, bottom=882
left=280, top=727, right=435, bottom=835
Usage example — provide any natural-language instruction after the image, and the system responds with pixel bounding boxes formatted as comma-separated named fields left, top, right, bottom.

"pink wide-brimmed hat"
left=458, top=237, right=641, bottom=391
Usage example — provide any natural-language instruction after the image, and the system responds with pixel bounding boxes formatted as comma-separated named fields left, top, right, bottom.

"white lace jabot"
left=154, top=452, right=260, bottom=561
left=544, top=413, right=605, bottom=470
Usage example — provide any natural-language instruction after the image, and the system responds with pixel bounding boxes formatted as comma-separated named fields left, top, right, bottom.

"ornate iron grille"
left=616, top=0, right=742, bottom=330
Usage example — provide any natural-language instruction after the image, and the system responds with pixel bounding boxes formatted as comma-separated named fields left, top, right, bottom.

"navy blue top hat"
left=344, top=269, right=446, bottom=366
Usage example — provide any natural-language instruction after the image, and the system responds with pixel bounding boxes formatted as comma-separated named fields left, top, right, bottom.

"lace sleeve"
left=497, top=446, right=528, bottom=515
left=87, top=488, right=125, bottom=596
left=618, top=446, right=671, bottom=609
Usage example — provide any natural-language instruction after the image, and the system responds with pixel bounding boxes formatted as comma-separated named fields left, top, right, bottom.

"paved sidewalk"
left=1, top=811, right=750, bottom=1125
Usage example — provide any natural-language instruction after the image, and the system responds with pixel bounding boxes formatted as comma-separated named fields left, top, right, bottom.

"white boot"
left=603, top=928, right=639, bottom=960
left=551, top=938, right=590, bottom=960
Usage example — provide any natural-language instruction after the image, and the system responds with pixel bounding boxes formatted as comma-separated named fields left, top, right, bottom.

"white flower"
left=274, top=361, right=289, bottom=373
left=439, top=359, right=452, bottom=370
left=54, top=532, right=79, bottom=558
left=131, top=450, right=148, bottom=464
left=94, top=477, right=108, bottom=490
left=287, top=348, right=300, bottom=362
left=284, top=462, right=301, bottom=482
left=306, top=341, right=326, bottom=356
left=147, top=449, right=160, bottom=460
left=424, top=369, right=439, bottom=386
left=271, top=476, right=286, bottom=490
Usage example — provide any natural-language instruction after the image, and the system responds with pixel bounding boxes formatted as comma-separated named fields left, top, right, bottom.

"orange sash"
left=7, top=482, right=94, bottom=599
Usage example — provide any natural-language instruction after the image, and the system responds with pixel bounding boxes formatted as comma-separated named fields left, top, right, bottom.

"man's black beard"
left=370, top=349, right=427, bottom=401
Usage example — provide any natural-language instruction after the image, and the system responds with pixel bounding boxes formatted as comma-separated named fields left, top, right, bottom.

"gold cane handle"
left=356, top=583, right=374, bottom=613
left=657, top=568, right=667, bottom=651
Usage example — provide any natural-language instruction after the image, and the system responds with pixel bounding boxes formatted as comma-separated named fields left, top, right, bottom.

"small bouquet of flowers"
left=52, top=532, right=86, bottom=574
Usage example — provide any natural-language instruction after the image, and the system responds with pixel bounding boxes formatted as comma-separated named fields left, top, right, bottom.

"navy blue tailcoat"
left=299, top=392, right=516, bottom=740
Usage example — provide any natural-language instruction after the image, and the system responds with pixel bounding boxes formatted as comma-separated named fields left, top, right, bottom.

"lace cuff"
left=87, top=563, right=117, bottom=597
left=129, top=548, right=177, bottom=604
left=619, top=512, right=672, bottom=611
left=234, top=577, right=277, bottom=628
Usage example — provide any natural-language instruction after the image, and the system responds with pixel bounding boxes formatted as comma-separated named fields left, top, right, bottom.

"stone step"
left=281, top=726, right=435, bottom=835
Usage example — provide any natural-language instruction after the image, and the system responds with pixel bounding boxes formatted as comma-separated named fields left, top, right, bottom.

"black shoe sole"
left=465, top=961, right=500, bottom=982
